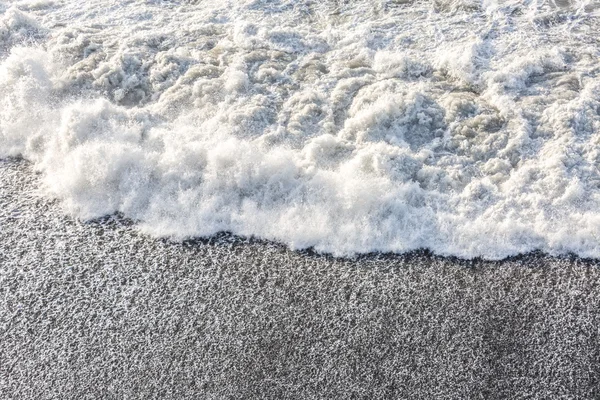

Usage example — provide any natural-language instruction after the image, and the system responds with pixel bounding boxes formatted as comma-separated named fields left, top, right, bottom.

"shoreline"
left=3, top=157, right=599, bottom=266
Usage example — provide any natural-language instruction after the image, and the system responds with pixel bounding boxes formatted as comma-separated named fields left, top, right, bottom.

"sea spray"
left=1, top=0, right=599, bottom=258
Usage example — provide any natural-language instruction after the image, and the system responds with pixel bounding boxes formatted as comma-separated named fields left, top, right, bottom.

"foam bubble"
left=1, top=1, right=599, bottom=258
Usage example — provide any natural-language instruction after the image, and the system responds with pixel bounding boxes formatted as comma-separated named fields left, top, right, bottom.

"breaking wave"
left=1, top=0, right=599, bottom=258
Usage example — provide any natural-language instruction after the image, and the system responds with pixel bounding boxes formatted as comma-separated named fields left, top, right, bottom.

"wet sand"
left=1, top=159, right=600, bottom=399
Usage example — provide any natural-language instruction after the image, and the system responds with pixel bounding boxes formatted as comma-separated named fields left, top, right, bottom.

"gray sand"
left=1, top=159, right=600, bottom=399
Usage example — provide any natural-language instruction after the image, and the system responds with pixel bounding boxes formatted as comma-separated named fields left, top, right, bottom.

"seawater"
left=1, top=0, right=599, bottom=258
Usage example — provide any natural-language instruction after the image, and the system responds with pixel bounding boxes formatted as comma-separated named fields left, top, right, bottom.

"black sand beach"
left=2, top=159, right=600, bottom=399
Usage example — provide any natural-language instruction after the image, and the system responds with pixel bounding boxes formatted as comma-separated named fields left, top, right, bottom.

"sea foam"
left=1, top=0, right=599, bottom=258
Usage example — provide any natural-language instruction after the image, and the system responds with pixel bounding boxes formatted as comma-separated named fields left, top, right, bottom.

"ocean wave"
left=1, top=0, right=599, bottom=258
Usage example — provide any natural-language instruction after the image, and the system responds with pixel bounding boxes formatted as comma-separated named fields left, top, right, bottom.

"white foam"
left=1, top=0, right=599, bottom=258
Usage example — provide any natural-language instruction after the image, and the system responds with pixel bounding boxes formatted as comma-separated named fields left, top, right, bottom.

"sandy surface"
left=2, top=159, right=600, bottom=399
